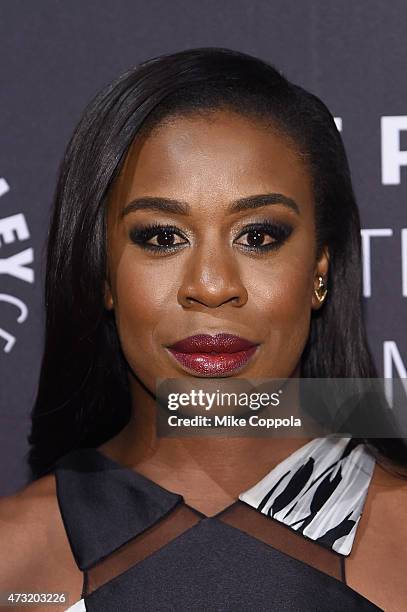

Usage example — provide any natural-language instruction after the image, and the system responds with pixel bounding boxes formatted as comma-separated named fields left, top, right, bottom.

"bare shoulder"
left=346, top=461, right=407, bottom=612
left=0, top=474, right=57, bottom=579
left=369, top=460, right=407, bottom=519
left=0, top=470, right=58, bottom=522
left=0, top=473, right=83, bottom=604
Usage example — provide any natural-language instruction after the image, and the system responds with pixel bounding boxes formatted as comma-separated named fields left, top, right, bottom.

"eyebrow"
left=120, top=193, right=300, bottom=218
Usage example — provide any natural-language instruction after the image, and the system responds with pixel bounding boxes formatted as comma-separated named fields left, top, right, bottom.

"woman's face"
left=104, top=109, right=329, bottom=392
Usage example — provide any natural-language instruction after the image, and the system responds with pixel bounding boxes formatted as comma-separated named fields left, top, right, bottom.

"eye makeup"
left=129, top=223, right=188, bottom=254
left=235, top=220, right=293, bottom=253
left=128, top=218, right=294, bottom=255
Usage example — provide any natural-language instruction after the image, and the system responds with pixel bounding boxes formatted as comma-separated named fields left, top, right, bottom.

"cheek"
left=246, top=251, right=314, bottom=351
left=113, top=258, right=173, bottom=353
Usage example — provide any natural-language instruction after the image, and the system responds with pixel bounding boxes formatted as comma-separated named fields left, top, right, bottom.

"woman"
left=0, top=47, right=406, bottom=611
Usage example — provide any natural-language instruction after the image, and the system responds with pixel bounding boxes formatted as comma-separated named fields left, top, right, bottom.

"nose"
left=177, top=244, right=248, bottom=309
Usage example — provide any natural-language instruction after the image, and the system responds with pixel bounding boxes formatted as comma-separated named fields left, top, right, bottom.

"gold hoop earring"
left=314, top=275, right=327, bottom=303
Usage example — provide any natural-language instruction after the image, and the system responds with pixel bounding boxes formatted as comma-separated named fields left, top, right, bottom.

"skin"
left=99, top=109, right=329, bottom=511
left=0, top=110, right=406, bottom=612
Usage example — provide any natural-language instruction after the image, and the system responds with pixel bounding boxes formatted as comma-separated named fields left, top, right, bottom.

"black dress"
left=54, top=436, right=383, bottom=611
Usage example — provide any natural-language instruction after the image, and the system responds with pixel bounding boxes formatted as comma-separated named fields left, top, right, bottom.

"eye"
left=234, top=221, right=293, bottom=252
left=129, top=220, right=293, bottom=255
left=129, top=223, right=189, bottom=253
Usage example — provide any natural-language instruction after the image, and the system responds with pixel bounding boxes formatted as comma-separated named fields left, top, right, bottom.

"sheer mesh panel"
left=84, top=502, right=203, bottom=596
left=83, top=499, right=344, bottom=596
left=216, top=500, right=344, bottom=582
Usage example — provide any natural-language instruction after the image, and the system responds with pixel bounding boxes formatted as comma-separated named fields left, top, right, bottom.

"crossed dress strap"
left=53, top=445, right=381, bottom=611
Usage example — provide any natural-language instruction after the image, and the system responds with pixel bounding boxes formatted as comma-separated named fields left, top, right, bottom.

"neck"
left=97, top=371, right=314, bottom=514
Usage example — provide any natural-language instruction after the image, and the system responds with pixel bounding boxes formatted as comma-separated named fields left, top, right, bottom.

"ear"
left=104, top=279, right=114, bottom=310
left=311, top=245, right=330, bottom=310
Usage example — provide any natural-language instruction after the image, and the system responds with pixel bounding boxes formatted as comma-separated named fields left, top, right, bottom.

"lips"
left=166, top=333, right=259, bottom=375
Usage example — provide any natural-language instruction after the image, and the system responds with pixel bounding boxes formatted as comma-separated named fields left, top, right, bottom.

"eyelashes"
left=128, top=220, right=293, bottom=255
left=129, top=223, right=187, bottom=253
left=236, top=221, right=293, bottom=252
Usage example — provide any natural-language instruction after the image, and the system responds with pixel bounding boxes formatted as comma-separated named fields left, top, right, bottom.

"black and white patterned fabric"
left=239, top=436, right=376, bottom=556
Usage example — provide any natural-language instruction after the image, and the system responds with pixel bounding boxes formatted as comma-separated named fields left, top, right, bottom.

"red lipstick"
left=166, top=333, right=259, bottom=376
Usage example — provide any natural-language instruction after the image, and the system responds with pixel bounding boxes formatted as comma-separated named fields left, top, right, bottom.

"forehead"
left=107, top=110, right=314, bottom=219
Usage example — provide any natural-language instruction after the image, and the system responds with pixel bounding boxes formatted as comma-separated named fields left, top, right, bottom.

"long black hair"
left=27, top=47, right=407, bottom=480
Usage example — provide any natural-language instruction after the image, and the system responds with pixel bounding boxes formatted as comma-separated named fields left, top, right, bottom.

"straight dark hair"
left=27, top=47, right=407, bottom=480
